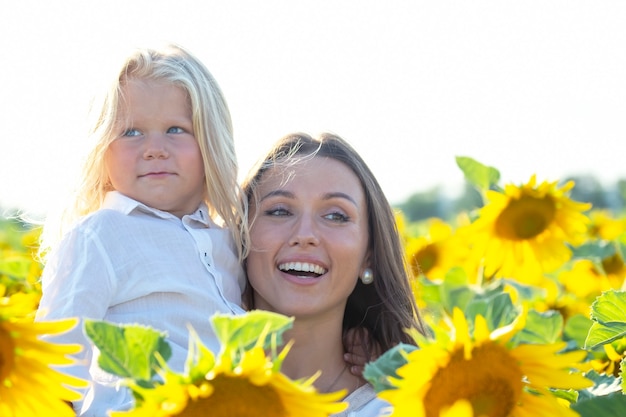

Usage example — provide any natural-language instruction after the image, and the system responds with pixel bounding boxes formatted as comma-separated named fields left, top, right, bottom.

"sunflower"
left=466, top=175, right=590, bottom=284
left=406, top=218, right=473, bottom=281
left=559, top=259, right=623, bottom=300
left=0, top=292, right=86, bottom=417
left=110, top=311, right=347, bottom=417
left=378, top=307, right=592, bottom=417
left=531, top=274, right=590, bottom=321
left=599, top=252, right=626, bottom=289
left=587, top=210, right=626, bottom=241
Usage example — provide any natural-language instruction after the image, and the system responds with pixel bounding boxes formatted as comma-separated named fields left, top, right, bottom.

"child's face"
left=105, top=78, right=205, bottom=217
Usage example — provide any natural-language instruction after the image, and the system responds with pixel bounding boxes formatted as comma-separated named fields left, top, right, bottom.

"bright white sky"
left=1, top=1, right=625, bottom=217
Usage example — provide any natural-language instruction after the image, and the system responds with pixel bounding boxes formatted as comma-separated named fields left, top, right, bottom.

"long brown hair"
left=242, top=132, right=426, bottom=358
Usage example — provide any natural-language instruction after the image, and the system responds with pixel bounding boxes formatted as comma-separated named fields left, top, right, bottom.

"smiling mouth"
left=278, top=262, right=326, bottom=278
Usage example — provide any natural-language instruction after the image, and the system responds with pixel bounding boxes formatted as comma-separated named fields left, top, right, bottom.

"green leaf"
left=455, top=156, right=500, bottom=190
left=552, top=388, right=578, bottom=403
left=564, top=314, right=594, bottom=348
left=441, top=286, right=475, bottom=314
left=585, top=321, right=626, bottom=349
left=571, top=392, right=626, bottom=417
left=570, top=241, right=617, bottom=261
left=363, top=343, right=417, bottom=392
left=416, top=276, right=443, bottom=306
left=465, top=292, right=518, bottom=332
left=212, top=310, right=293, bottom=353
left=443, top=266, right=469, bottom=286
left=0, top=255, right=33, bottom=279
left=184, top=328, right=216, bottom=383
left=84, top=320, right=171, bottom=381
left=577, top=371, right=623, bottom=401
left=516, top=309, right=563, bottom=344
left=585, top=290, right=626, bottom=348
left=440, top=268, right=475, bottom=313
left=589, top=290, right=626, bottom=324
left=500, top=278, right=546, bottom=303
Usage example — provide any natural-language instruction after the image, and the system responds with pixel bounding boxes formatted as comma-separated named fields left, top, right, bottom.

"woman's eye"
left=324, top=212, right=349, bottom=222
left=122, top=128, right=141, bottom=137
left=167, top=126, right=185, bottom=134
left=265, top=207, right=291, bottom=217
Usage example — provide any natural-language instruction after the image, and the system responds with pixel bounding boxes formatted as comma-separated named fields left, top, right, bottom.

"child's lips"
left=140, top=171, right=174, bottom=178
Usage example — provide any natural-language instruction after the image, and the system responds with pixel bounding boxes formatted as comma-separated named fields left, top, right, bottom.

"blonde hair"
left=39, top=44, right=248, bottom=260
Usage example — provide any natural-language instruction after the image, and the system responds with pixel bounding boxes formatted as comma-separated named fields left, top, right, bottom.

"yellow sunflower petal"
left=511, top=343, right=592, bottom=390
left=440, top=399, right=474, bottom=417
left=451, top=308, right=471, bottom=358
left=0, top=314, right=86, bottom=417
left=514, top=389, right=582, bottom=417
left=604, top=342, right=622, bottom=362
left=473, top=315, right=490, bottom=344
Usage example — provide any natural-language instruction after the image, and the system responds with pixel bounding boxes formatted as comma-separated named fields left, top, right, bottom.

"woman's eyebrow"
left=260, top=189, right=294, bottom=202
left=260, top=190, right=359, bottom=207
left=323, top=192, right=358, bottom=206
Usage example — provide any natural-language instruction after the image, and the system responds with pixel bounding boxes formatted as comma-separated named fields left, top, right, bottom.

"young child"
left=35, top=43, right=249, bottom=416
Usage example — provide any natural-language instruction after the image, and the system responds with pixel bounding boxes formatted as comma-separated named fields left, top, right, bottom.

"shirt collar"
left=103, top=191, right=214, bottom=227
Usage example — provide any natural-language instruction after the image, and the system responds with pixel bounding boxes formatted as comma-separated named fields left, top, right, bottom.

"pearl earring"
left=360, top=268, right=374, bottom=285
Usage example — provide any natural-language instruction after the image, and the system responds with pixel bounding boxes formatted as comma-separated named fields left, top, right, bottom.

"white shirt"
left=36, top=191, right=246, bottom=416
left=333, top=384, right=391, bottom=417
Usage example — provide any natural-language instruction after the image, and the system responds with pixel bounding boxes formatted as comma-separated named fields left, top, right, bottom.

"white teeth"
left=278, top=262, right=326, bottom=275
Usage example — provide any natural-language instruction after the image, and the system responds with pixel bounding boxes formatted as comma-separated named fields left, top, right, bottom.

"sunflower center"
left=0, top=325, right=16, bottom=385
left=413, top=244, right=438, bottom=275
left=424, top=343, right=524, bottom=417
left=495, top=195, right=556, bottom=240
left=182, top=375, right=287, bottom=417
left=602, top=253, right=625, bottom=276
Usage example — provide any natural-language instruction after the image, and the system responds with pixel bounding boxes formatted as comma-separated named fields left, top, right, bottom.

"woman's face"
left=246, top=156, right=370, bottom=319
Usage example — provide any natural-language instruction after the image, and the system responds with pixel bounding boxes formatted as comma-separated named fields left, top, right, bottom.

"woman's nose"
left=289, top=216, right=320, bottom=247
left=143, top=133, right=169, bottom=159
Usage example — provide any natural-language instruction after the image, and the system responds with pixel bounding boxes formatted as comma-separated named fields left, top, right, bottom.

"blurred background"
left=1, top=1, right=625, bottom=220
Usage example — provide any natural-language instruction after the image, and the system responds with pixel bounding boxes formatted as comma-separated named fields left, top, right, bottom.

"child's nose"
left=143, top=133, right=169, bottom=159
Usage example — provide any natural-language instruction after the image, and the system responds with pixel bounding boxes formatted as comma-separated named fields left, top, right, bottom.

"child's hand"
left=343, top=327, right=381, bottom=377
left=343, top=352, right=367, bottom=377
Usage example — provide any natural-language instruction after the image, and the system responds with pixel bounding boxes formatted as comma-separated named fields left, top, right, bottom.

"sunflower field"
left=2, top=157, right=626, bottom=416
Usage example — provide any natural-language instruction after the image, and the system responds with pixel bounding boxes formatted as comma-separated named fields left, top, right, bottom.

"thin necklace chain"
left=323, top=364, right=349, bottom=393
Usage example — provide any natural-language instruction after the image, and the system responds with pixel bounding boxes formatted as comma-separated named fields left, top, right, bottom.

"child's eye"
left=324, top=212, right=349, bottom=222
left=122, top=128, right=142, bottom=137
left=167, top=126, right=185, bottom=134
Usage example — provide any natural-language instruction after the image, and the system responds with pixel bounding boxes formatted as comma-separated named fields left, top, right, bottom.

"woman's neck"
left=279, top=317, right=363, bottom=395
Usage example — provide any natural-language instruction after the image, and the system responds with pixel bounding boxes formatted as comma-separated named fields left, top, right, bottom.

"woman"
left=243, top=132, right=426, bottom=416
